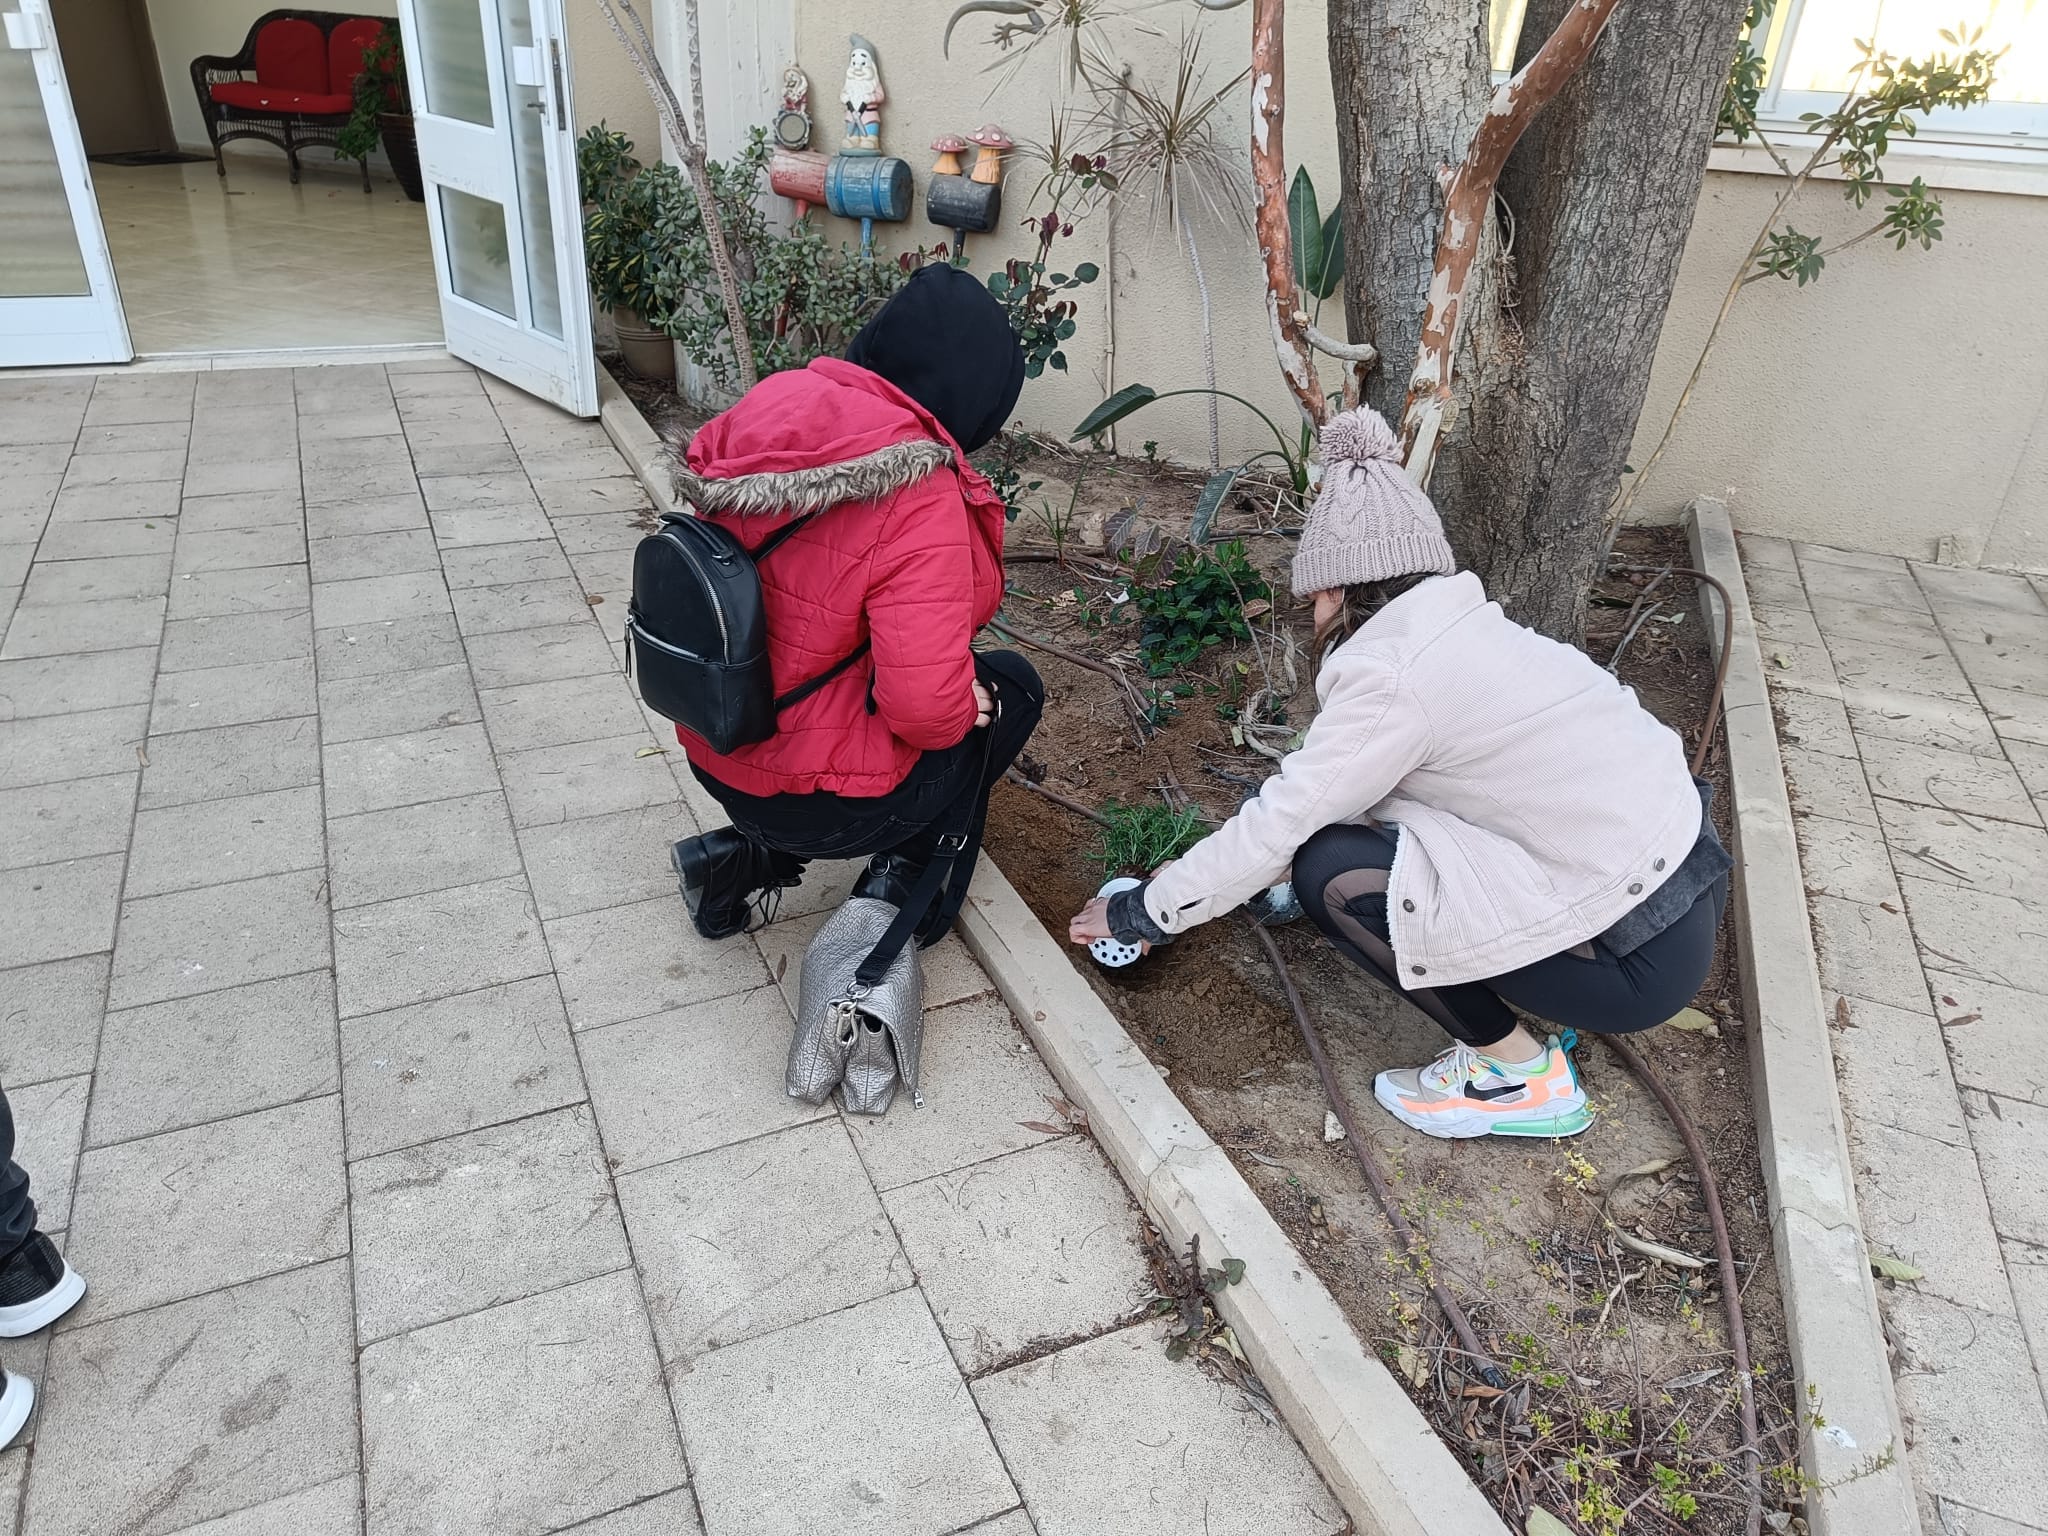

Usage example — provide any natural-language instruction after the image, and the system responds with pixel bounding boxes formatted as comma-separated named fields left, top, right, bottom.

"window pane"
left=0, top=44, right=90, bottom=297
left=417, top=0, right=495, bottom=125
left=1776, top=0, right=2047, bottom=104
left=439, top=186, right=517, bottom=316
left=499, top=0, right=563, bottom=337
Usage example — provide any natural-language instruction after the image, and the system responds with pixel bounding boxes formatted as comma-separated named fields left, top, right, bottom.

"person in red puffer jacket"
left=670, top=264, right=1043, bottom=944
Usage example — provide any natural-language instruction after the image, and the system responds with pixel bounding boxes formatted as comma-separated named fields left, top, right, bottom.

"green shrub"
left=1131, top=540, right=1270, bottom=677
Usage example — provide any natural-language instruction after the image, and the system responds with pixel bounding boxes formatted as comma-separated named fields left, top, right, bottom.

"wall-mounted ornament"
left=772, top=65, right=812, bottom=151
left=841, top=34, right=885, bottom=156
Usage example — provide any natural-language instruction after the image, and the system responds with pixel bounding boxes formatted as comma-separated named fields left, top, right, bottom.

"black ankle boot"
left=854, top=853, right=956, bottom=946
left=672, top=830, right=803, bottom=940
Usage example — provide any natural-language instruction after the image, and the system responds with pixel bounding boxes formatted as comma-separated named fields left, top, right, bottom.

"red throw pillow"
left=253, top=17, right=329, bottom=93
left=329, top=18, right=388, bottom=101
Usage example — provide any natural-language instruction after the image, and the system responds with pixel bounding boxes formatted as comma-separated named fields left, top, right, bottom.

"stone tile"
left=92, top=971, right=337, bottom=1146
left=139, top=716, right=319, bottom=810
left=1915, top=561, right=2048, bottom=617
left=9, top=1073, right=87, bottom=1230
left=360, top=1271, right=686, bottom=1536
left=20, top=554, right=171, bottom=607
left=66, top=1097, right=347, bottom=1323
left=0, top=704, right=146, bottom=791
left=974, top=1323, right=1345, bottom=1536
left=450, top=578, right=596, bottom=637
left=1810, top=893, right=1929, bottom=1012
left=429, top=502, right=554, bottom=548
left=1886, top=1289, right=2048, bottom=1529
left=1751, top=599, right=1827, bottom=651
left=551, top=511, right=647, bottom=555
left=1772, top=687, right=1856, bottom=758
left=518, top=446, right=631, bottom=482
left=310, top=570, right=452, bottom=632
left=408, top=439, right=522, bottom=478
left=517, top=802, right=694, bottom=920
left=2011, top=740, right=2048, bottom=806
left=1780, top=741, right=1877, bottom=826
left=60, top=447, right=188, bottom=487
left=419, top=472, right=537, bottom=513
left=23, top=1262, right=357, bottom=1536
left=622, top=1118, right=909, bottom=1362
left=350, top=1105, right=628, bottom=1342
left=165, top=564, right=311, bottom=621
left=1948, top=629, right=2048, bottom=696
left=322, top=722, right=499, bottom=817
left=307, top=528, right=440, bottom=584
left=1830, top=636, right=1975, bottom=701
left=1925, top=1498, right=2048, bottom=1536
left=316, top=662, right=478, bottom=745
left=126, top=785, right=325, bottom=897
left=0, top=854, right=124, bottom=969
left=159, top=606, right=312, bottom=672
left=302, top=491, right=429, bottom=536
left=340, top=975, right=584, bottom=1159
left=329, top=790, right=522, bottom=908
left=1, top=594, right=164, bottom=659
left=1901, top=878, right=2048, bottom=994
left=81, top=374, right=195, bottom=425
left=0, top=771, right=136, bottom=869
left=886, top=1135, right=1148, bottom=1376
left=1796, top=812, right=1904, bottom=906
left=172, top=526, right=306, bottom=576
left=181, top=457, right=300, bottom=499
left=178, top=490, right=304, bottom=534
left=1964, top=1090, right=2048, bottom=1248
left=0, top=648, right=155, bottom=722
left=550, top=1488, right=703, bottom=1536
left=532, top=476, right=648, bottom=518
left=477, top=673, right=646, bottom=752
left=1982, top=685, right=2048, bottom=747
left=73, top=420, right=189, bottom=456
left=0, top=954, right=106, bottom=1087
left=675, top=1287, right=1014, bottom=1536
left=546, top=896, right=767, bottom=1031
left=465, top=621, right=615, bottom=689
left=2007, top=1242, right=2048, bottom=1415
left=1938, top=973, right=2048, bottom=1106
left=846, top=997, right=1064, bottom=1191
left=1861, top=735, right=2040, bottom=825
left=149, top=656, right=315, bottom=735
left=320, top=407, right=405, bottom=441
left=1850, top=1118, right=2011, bottom=1315
left=36, top=518, right=175, bottom=562
left=48, top=478, right=180, bottom=524
left=1811, top=595, right=1944, bottom=650
left=162, top=1476, right=362, bottom=1536
left=578, top=987, right=826, bottom=1171
left=109, top=867, right=331, bottom=1009
left=566, top=548, right=634, bottom=596
left=333, top=875, right=549, bottom=1019
left=1830, top=993, right=1970, bottom=1146
left=1876, top=799, right=2048, bottom=897
left=440, top=539, right=571, bottom=589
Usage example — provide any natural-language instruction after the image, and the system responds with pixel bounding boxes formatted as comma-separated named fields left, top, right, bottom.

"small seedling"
left=1091, top=799, right=1204, bottom=874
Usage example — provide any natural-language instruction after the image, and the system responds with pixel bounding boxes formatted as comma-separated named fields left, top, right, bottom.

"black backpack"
left=625, top=510, right=870, bottom=754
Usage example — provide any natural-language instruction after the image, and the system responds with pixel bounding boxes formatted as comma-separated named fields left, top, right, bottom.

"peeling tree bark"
left=1249, top=0, right=1326, bottom=427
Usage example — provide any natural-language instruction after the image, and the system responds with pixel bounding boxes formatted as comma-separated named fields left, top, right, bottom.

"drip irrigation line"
left=1608, top=563, right=1735, bottom=780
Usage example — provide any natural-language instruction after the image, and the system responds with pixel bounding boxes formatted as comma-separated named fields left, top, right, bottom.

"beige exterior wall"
left=563, top=2, right=658, bottom=150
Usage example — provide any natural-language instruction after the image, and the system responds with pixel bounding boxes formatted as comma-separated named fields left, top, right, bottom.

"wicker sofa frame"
left=190, top=9, right=395, bottom=192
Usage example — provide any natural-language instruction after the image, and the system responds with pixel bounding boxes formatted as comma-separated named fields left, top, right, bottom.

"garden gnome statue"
left=841, top=34, right=884, bottom=155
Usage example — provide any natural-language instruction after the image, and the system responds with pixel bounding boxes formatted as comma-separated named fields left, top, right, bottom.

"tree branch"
left=1248, top=0, right=1325, bottom=427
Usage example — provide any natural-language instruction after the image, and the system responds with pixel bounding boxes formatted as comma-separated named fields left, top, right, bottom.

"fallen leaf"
left=1459, top=1383, right=1506, bottom=1400
left=1018, top=1120, right=1065, bottom=1135
left=1771, top=651, right=1790, bottom=669
left=585, top=593, right=605, bottom=605
left=1835, top=997, right=1854, bottom=1030
left=1527, top=1511, right=1575, bottom=1536
left=1242, top=599, right=1271, bottom=621
left=1322, top=1110, right=1346, bottom=1143
left=1616, top=1157, right=1677, bottom=1183
left=774, top=953, right=787, bottom=981
left=1943, top=1012, right=1982, bottom=1027
left=1244, top=1151, right=1288, bottom=1168
left=1215, top=1326, right=1249, bottom=1364
left=1393, top=1343, right=1430, bottom=1388
left=1662, top=1367, right=1725, bottom=1391
left=1870, top=1251, right=1924, bottom=1282
left=1942, top=994, right=1957, bottom=1006
left=1879, top=901, right=1898, bottom=913
left=1665, top=1006, right=1719, bottom=1037
left=634, top=745, right=668, bottom=757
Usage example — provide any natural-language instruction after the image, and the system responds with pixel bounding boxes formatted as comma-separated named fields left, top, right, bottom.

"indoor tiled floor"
left=91, top=157, right=441, bottom=355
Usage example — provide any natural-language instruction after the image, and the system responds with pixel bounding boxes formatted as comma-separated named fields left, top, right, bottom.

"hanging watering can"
left=825, top=154, right=913, bottom=256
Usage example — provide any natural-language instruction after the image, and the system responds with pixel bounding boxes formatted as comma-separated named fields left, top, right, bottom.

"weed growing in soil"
left=1132, top=539, right=1270, bottom=676
left=1092, top=799, right=1204, bottom=874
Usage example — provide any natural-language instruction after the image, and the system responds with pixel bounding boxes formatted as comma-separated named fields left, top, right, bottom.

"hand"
left=972, top=679, right=995, bottom=728
left=1068, top=897, right=1148, bottom=954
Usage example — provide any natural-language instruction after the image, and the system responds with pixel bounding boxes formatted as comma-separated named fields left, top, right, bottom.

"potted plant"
left=577, top=126, right=676, bottom=380
left=337, top=24, right=423, bottom=202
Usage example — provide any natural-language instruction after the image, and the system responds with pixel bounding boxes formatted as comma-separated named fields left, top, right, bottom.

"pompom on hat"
left=1290, top=406, right=1457, bottom=599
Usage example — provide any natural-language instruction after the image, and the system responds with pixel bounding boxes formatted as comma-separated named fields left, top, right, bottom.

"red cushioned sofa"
left=191, top=10, right=396, bottom=190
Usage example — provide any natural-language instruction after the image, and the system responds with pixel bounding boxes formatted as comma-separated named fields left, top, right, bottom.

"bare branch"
left=1300, top=317, right=1376, bottom=365
left=1248, top=0, right=1325, bottom=427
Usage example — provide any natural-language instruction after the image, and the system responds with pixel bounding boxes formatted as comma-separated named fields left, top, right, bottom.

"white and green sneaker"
left=1373, top=1035, right=1594, bottom=1140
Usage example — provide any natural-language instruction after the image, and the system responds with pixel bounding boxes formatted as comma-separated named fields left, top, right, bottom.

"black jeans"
left=0, top=1090, right=34, bottom=1258
left=697, top=650, right=1043, bottom=933
left=1292, top=823, right=1727, bottom=1050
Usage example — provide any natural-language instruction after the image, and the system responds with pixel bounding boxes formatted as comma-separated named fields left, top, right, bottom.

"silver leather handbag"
left=787, top=896, right=924, bottom=1113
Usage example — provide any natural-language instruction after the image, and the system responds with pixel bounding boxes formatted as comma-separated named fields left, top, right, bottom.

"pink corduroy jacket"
left=1143, top=572, right=1705, bottom=987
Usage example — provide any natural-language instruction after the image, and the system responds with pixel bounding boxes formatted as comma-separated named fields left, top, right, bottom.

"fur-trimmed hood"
left=672, top=438, right=952, bottom=518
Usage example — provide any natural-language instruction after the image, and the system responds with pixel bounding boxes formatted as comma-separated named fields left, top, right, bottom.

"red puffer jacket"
left=674, top=358, right=1007, bottom=798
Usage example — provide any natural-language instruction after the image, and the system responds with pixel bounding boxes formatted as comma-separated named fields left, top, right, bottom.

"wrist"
left=1107, top=884, right=1171, bottom=947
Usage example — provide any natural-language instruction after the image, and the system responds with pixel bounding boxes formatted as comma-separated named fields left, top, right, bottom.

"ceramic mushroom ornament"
left=968, top=124, right=1012, bottom=184
left=841, top=34, right=884, bottom=155
left=930, top=133, right=969, bottom=178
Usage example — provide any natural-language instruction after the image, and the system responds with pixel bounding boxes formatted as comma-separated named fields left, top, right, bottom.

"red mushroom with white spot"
left=930, top=133, right=970, bottom=178
left=967, top=124, right=1012, bottom=185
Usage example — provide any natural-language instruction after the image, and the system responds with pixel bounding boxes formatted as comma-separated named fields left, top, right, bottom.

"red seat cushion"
left=253, top=18, right=329, bottom=92
left=328, top=18, right=388, bottom=101
left=210, top=81, right=354, bottom=114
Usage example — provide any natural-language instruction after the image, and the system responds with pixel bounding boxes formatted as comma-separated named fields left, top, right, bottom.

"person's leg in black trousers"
left=0, top=1087, right=90, bottom=1449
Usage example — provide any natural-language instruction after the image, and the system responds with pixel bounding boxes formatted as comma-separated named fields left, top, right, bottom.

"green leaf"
left=1071, top=383, right=1159, bottom=440
left=1287, top=167, right=1322, bottom=297
left=1072, top=261, right=1100, bottom=282
left=1189, top=467, right=1241, bottom=544
left=1871, top=1250, right=1924, bottom=1282
left=1222, top=1257, right=1246, bottom=1285
left=1316, top=206, right=1346, bottom=299
left=1526, top=1512, right=1575, bottom=1536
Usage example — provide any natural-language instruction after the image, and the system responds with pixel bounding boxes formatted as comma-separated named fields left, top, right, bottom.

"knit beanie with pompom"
left=1290, top=406, right=1457, bottom=599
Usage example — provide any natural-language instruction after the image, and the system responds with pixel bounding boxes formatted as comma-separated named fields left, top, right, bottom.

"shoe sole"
left=1373, top=1078, right=1594, bottom=1141
left=0, top=1372, right=31, bottom=1449
left=0, top=1262, right=86, bottom=1338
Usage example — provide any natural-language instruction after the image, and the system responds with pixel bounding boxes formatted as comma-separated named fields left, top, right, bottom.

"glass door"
left=392, top=0, right=597, bottom=415
left=0, top=0, right=132, bottom=366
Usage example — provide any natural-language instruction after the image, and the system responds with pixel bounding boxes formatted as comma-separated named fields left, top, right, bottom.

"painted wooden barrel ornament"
left=824, top=154, right=913, bottom=253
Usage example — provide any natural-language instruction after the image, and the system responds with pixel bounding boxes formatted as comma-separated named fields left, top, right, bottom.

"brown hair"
left=1311, top=571, right=1439, bottom=660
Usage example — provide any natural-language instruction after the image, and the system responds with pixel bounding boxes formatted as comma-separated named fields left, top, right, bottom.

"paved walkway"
left=0, top=360, right=1342, bottom=1536
left=1744, top=535, right=2048, bottom=1535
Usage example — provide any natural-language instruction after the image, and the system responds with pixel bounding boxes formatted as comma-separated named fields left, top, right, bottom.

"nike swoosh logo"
left=1463, top=1079, right=1525, bottom=1102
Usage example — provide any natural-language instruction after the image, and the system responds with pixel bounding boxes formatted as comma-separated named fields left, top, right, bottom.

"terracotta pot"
left=613, top=306, right=676, bottom=382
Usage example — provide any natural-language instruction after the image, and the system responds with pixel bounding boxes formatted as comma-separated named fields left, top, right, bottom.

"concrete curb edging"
left=956, top=859, right=1511, bottom=1536
left=597, top=363, right=679, bottom=517
left=1684, top=498, right=1922, bottom=1536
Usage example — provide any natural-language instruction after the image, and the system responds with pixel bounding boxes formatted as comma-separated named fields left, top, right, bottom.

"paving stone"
left=1947, top=629, right=2048, bottom=697
left=1915, top=562, right=2048, bottom=617
left=1, top=594, right=164, bottom=659
left=1939, top=973, right=2048, bottom=1107
left=0, top=954, right=107, bottom=1087
left=163, top=1475, right=362, bottom=1536
left=1810, top=892, right=1930, bottom=1012
left=1751, top=599, right=1827, bottom=651
left=1900, top=878, right=2048, bottom=995
left=1928, top=1497, right=2048, bottom=1536
left=66, top=1096, right=346, bottom=1323
left=545, top=895, right=767, bottom=1030
left=0, top=770, right=136, bottom=869
left=302, top=491, right=429, bottom=536
left=181, top=457, right=300, bottom=499
left=139, top=716, right=320, bottom=810
left=360, top=1270, right=686, bottom=1536
left=408, top=439, right=522, bottom=477
left=1830, top=993, right=1970, bottom=1147
left=1982, top=685, right=2048, bottom=747
left=578, top=987, right=827, bottom=1171
left=518, top=447, right=630, bottom=482
left=429, top=502, right=554, bottom=548
left=0, top=854, right=124, bottom=969
left=307, top=528, right=441, bottom=584
left=1860, top=734, right=2040, bottom=825
left=0, top=648, right=156, bottom=722
left=1850, top=1117, right=2011, bottom=1314
left=465, top=621, right=615, bottom=689
left=91, top=971, right=337, bottom=1146
left=60, top=447, right=188, bottom=488
left=178, top=490, right=304, bottom=534
left=2009, top=739, right=2048, bottom=807
left=313, top=612, right=465, bottom=680
left=165, top=564, right=311, bottom=621
left=498, top=734, right=676, bottom=827
left=0, top=704, right=146, bottom=791
left=9, top=1073, right=87, bottom=1230
left=310, top=570, right=452, bottom=631
left=418, top=472, right=537, bottom=513
left=1811, top=596, right=1944, bottom=650
left=48, top=479, right=180, bottom=524
left=675, top=1286, right=1013, bottom=1536
left=1830, top=636, right=1976, bottom=701
left=451, top=578, right=598, bottom=637
left=1963, top=1090, right=2048, bottom=1248
left=109, top=867, right=331, bottom=1009
left=159, top=606, right=312, bottom=672
left=885, top=1135, right=1149, bottom=1376
left=350, top=1105, right=628, bottom=1342
left=846, top=997, right=1065, bottom=1191
left=438, top=538, right=571, bottom=589
left=20, top=554, right=171, bottom=607
left=35, top=520, right=173, bottom=564
left=550, top=1488, right=703, bottom=1536
left=317, top=662, right=479, bottom=743
left=566, top=547, right=633, bottom=596
left=1886, top=1288, right=2048, bottom=1530
left=1876, top=799, right=2048, bottom=897
left=322, top=722, right=499, bottom=817
left=329, top=790, right=522, bottom=909
left=1772, top=687, right=1856, bottom=758
left=622, top=1117, right=909, bottom=1362
left=531, top=476, right=648, bottom=518
left=1796, top=541, right=1925, bottom=589
left=551, top=511, right=646, bottom=555
left=172, top=526, right=306, bottom=576
left=149, top=656, right=315, bottom=735
left=517, top=802, right=695, bottom=920
left=126, top=785, right=325, bottom=897
left=73, top=420, right=189, bottom=456
left=339, top=975, right=584, bottom=1159
left=1780, top=740, right=1877, bottom=826
left=1793, top=812, right=1900, bottom=906
left=476, top=673, right=646, bottom=752
left=333, top=875, right=549, bottom=1019
left=22, top=1261, right=357, bottom=1536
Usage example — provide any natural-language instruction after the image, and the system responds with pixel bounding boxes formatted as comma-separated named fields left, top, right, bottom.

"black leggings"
left=1292, top=823, right=1726, bottom=1050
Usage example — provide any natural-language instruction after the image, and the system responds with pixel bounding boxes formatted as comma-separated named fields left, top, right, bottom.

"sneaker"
left=0, top=1233, right=86, bottom=1337
left=1373, top=1036, right=1593, bottom=1140
left=0, top=1369, right=29, bottom=1449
